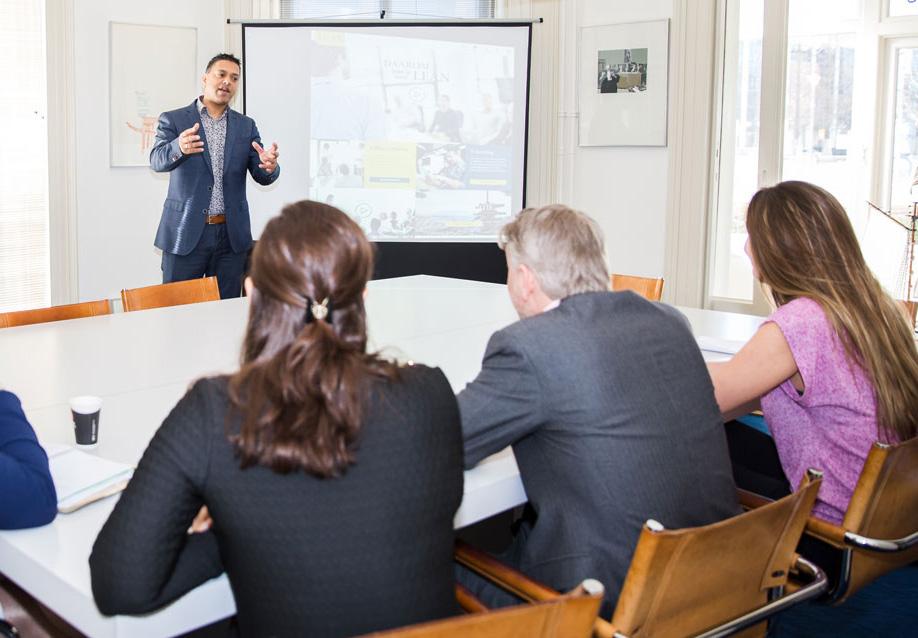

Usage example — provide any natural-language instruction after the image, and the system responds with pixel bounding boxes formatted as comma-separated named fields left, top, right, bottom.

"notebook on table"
left=46, top=445, right=134, bottom=514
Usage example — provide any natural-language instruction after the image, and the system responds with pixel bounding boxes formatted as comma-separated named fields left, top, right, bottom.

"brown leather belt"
left=206, top=214, right=226, bottom=225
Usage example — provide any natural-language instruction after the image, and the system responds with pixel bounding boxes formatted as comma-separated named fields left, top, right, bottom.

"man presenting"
left=457, top=205, right=738, bottom=615
left=150, top=53, right=279, bottom=299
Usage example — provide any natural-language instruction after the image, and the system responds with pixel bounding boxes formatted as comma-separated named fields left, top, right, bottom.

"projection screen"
left=242, top=22, right=532, bottom=242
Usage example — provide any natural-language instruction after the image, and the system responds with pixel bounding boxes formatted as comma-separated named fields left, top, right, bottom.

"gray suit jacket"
left=458, top=291, right=739, bottom=612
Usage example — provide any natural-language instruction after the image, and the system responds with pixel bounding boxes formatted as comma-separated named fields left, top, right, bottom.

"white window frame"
left=873, top=32, right=918, bottom=211
left=705, top=0, right=788, bottom=315
left=46, top=0, right=79, bottom=305
left=703, top=0, right=918, bottom=313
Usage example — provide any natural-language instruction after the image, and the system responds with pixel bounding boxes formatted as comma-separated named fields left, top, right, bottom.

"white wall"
left=557, top=0, right=673, bottom=279
left=74, top=0, right=226, bottom=301
left=71, top=0, right=674, bottom=298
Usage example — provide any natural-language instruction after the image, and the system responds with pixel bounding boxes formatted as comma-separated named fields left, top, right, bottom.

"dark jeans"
left=161, top=224, right=246, bottom=299
left=455, top=508, right=531, bottom=611
left=724, top=419, right=791, bottom=499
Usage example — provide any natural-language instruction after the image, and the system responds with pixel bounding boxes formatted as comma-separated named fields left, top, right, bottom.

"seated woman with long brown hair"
left=708, top=180, right=918, bottom=520
left=708, top=181, right=918, bottom=635
left=89, top=202, right=464, bottom=636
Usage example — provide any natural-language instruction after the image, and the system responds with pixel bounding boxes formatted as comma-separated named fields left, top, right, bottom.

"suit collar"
left=195, top=96, right=230, bottom=122
left=186, top=97, right=240, bottom=175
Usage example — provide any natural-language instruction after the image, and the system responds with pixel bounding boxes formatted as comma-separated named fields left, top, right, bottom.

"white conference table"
left=0, top=275, right=764, bottom=637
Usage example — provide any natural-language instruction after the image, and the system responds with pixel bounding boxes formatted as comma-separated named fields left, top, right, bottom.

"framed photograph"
left=110, top=23, right=197, bottom=167
left=579, top=20, right=669, bottom=147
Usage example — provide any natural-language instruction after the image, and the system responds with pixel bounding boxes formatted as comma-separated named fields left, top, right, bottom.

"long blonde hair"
left=746, top=181, right=918, bottom=442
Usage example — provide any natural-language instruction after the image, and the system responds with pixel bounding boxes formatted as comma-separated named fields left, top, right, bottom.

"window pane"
left=789, top=0, right=861, bottom=28
left=782, top=32, right=858, bottom=214
left=710, top=0, right=763, bottom=301
left=279, top=1, right=494, bottom=19
left=0, top=0, right=50, bottom=312
left=881, top=46, right=918, bottom=301
left=890, top=47, right=918, bottom=209
left=889, top=0, right=918, bottom=18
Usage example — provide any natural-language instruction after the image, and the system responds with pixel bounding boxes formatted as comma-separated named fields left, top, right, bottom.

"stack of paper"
left=47, top=446, right=134, bottom=513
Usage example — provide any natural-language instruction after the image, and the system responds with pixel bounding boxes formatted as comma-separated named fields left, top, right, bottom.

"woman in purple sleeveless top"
left=708, top=180, right=917, bottom=519
left=708, top=180, right=918, bottom=635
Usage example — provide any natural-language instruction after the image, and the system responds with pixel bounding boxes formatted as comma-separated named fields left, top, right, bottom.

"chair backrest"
left=0, top=299, right=111, bottom=329
left=835, top=437, right=918, bottom=602
left=605, top=471, right=822, bottom=638
left=898, top=299, right=916, bottom=329
left=121, top=277, right=220, bottom=312
left=360, top=593, right=602, bottom=638
left=610, top=274, right=664, bottom=301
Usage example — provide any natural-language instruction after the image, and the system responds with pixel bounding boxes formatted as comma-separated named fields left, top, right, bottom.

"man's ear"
left=243, top=276, right=254, bottom=297
left=519, top=263, right=538, bottom=298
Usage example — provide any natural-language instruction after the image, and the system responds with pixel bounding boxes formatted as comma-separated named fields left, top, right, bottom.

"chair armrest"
left=454, top=540, right=560, bottom=603
left=843, top=529, right=918, bottom=553
left=737, top=488, right=775, bottom=511
left=692, top=555, right=827, bottom=638
left=592, top=617, right=617, bottom=638
left=594, top=556, right=826, bottom=638
left=455, top=540, right=608, bottom=633
left=804, top=516, right=847, bottom=547
left=455, top=583, right=488, bottom=613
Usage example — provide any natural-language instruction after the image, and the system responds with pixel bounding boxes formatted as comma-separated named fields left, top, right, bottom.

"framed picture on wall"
left=578, top=19, right=669, bottom=147
left=110, top=23, right=197, bottom=167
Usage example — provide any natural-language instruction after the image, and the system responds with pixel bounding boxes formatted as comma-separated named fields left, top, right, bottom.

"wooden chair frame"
left=121, top=277, right=220, bottom=312
left=361, top=562, right=603, bottom=637
left=0, top=300, right=111, bottom=329
left=741, top=438, right=918, bottom=604
left=457, top=471, right=828, bottom=638
left=609, top=275, right=665, bottom=302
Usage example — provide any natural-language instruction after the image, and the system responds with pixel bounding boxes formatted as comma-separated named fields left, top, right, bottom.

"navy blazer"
left=0, top=391, right=56, bottom=529
left=150, top=100, right=280, bottom=256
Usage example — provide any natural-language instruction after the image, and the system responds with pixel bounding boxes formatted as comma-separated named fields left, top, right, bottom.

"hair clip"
left=305, top=297, right=332, bottom=323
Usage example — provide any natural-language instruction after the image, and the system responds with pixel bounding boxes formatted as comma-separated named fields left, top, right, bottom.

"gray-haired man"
left=457, top=204, right=738, bottom=615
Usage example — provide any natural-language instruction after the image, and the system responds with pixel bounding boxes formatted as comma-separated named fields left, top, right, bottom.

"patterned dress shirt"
left=197, top=97, right=227, bottom=216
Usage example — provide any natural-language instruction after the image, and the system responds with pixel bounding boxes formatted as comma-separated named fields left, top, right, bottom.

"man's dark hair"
left=205, top=53, right=241, bottom=72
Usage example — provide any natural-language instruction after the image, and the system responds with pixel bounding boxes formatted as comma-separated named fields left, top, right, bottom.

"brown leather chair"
left=458, top=471, right=826, bottom=638
left=360, top=586, right=603, bottom=637
left=121, top=277, right=220, bottom=312
left=778, top=438, right=918, bottom=604
left=898, top=300, right=917, bottom=329
left=0, top=299, right=111, bottom=328
left=610, top=274, right=665, bottom=301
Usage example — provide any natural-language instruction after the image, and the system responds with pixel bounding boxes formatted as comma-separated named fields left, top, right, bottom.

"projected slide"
left=243, top=24, right=530, bottom=242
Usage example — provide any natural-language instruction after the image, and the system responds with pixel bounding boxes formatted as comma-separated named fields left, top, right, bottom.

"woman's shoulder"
left=183, top=375, right=231, bottom=409
left=769, top=297, right=833, bottom=337
left=0, top=390, right=24, bottom=420
left=365, top=363, right=461, bottom=455
left=375, top=363, right=452, bottom=399
left=190, top=374, right=231, bottom=395
left=369, top=363, right=458, bottom=422
left=162, top=376, right=232, bottom=437
left=771, top=296, right=825, bottom=320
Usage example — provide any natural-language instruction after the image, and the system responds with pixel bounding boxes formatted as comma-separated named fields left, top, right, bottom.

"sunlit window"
left=0, top=0, right=49, bottom=312
left=279, top=1, right=494, bottom=19
left=709, top=0, right=763, bottom=302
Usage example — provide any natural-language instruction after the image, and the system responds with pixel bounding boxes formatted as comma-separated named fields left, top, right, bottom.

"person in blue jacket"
left=0, top=391, right=56, bottom=529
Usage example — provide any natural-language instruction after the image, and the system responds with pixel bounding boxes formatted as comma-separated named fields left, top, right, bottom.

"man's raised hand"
left=252, top=141, right=279, bottom=174
left=178, top=123, right=204, bottom=155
